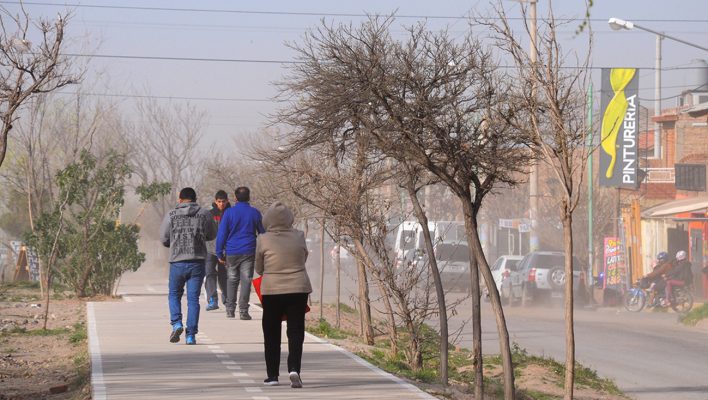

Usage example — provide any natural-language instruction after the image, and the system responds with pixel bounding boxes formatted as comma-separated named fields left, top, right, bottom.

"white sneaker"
left=289, top=371, right=303, bottom=388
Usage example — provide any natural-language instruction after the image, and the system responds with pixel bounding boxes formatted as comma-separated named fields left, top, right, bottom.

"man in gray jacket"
left=159, top=187, right=217, bottom=345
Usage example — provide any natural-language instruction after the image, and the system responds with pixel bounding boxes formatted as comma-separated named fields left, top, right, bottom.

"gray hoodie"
left=159, top=202, right=217, bottom=263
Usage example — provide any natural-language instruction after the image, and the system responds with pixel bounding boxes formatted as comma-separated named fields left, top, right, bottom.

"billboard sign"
left=599, top=68, right=639, bottom=188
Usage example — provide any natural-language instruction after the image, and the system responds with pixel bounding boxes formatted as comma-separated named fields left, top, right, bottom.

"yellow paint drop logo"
left=601, top=68, right=636, bottom=178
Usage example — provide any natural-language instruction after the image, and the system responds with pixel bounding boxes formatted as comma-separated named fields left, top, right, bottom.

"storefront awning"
left=642, top=197, right=708, bottom=218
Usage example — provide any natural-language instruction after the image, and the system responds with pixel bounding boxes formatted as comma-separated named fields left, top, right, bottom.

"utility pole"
left=586, top=83, right=594, bottom=284
left=528, top=0, right=539, bottom=252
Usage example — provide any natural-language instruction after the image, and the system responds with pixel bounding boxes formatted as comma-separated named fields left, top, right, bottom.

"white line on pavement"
left=245, top=387, right=262, bottom=393
left=87, top=303, right=106, bottom=400
left=222, top=360, right=237, bottom=365
left=239, top=379, right=256, bottom=384
left=208, top=345, right=220, bottom=349
left=232, top=372, right=248, bottom=377
left=304, top=332, right=438, bottom=399
left=226, top=365, right=242, bottom=370
left=211, top=349, right=226, bottom=354
left=216, top=354, right=229, bottom=359
left=252, top=396, right=270, bottom=400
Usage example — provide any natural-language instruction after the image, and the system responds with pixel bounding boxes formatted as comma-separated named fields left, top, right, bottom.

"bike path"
left=87, top=288, right=436, bottom=399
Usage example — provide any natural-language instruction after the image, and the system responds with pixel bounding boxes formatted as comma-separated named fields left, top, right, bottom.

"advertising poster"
left=599, top=68, right=640, bottom=188
left=603, top=237, right=627, bottom=289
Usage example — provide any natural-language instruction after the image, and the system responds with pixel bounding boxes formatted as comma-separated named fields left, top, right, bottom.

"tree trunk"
left=562, top=208, right=576, bottom=400
left=459, top=201, right=484, bottom=399
left=336, top=240, right=341, bottom=329
left=407, top=184, right=448, bottom=384
left=355, top=258, right=374, bottom=345
left=462, top=199, right=516, bottom=400
left=319, top=218, right=326, bottom=320
left=374, top=277, right=398, bottom=359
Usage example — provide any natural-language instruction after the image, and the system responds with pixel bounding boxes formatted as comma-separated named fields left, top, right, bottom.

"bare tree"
left=274, top=18, right=536, bottom=397
left=125, top=99, right=207, bottom=218
left=0, top=5, right=80, bottom=169
left=488, top=3, right=594, bottom=398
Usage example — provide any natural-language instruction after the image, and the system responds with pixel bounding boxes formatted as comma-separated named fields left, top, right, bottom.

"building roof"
left=642, top=196, right=708, bottom=218
left=684, top=102, right=708, bottom=118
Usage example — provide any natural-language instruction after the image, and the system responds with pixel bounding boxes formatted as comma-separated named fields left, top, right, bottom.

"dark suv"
left=504, top=251, right=584, bottom=305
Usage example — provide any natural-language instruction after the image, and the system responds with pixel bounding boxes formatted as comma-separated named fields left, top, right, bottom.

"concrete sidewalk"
left=87, top=292, right=436, bottom=399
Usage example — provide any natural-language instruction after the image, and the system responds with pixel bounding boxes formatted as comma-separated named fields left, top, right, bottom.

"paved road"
left=309, top=261, right=708, bottom=400
left=87, top=262, right=435, bottom=400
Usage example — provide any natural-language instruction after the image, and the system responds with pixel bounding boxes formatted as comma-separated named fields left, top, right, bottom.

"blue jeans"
left=225, top=254, right=254, bottom=313
left=168, top=260, right=205, bottom=335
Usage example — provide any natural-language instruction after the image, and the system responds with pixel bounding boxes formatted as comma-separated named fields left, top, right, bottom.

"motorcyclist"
left=643, top=251, right=673, bottom=306
left=664, top=250, right=692, bottom=306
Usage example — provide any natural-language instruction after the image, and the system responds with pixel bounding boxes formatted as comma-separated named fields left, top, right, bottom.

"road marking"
left=211, top=349, right=226, bottom=354
left=245, top=387, right=262, bottom=393
left=239, top=379, right=255, bottom=384
left=251, top=397, right=270, bottom=400
left=87, top=303, right=106, bottom=400
left=304, top=332, right=436, bottom=399
left=232, top=372, right=248, bottom=377
left=123, top=296, right=133, bottom=303
left=208, top=345, right=220, bottom=349
left=222, top=360, right=237, bottom=365
left=216, top=354, right=229, bottom=359
left=226, top=365, right=242, bottom=370
left=145, top=284, right=156, bottom=292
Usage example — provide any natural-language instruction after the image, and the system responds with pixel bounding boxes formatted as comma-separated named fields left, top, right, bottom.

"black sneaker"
left=289, top=371, right=303, bottom=388
left=239, top=312, right=252, bottom=320
left=263, top=377, right=279, bottom=386
left=226, top=310, right=235, bottom=319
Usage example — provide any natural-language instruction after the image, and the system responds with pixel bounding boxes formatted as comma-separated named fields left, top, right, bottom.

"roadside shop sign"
left=603, top=237, right=627, bottom=289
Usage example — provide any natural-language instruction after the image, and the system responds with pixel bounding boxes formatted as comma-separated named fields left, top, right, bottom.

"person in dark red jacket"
left=204, top=190, right=230, bottom=311
left=665, top=250, right=692, bottom=306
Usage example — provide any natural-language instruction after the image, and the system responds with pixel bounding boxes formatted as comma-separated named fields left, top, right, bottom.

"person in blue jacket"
left=215, top=187, right=265, bottom=319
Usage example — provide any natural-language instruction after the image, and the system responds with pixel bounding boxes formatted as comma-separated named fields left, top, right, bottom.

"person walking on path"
left=159, top=187, right=217, bottom=345
left=255, top=201, right=312, bottom=388
left=216, top=186, right=264, bottom=320
left=204, top=190, right=231, bottom=311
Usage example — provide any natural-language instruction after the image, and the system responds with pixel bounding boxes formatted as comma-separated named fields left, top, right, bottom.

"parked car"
left=411, top=242, right=472, bottom=291
left=484, top=255, right=524, bottom=302
left=503, top=251, right=584, bottom=305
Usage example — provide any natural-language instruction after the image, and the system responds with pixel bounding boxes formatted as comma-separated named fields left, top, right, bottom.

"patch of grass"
left=306, top=318, right=350, bottom=339
left=679, top=303, right=708, bottom=326
left=6, top=326, right=72, bottom=336
left=69, top=322, right=87, bottom=344
left=503, top=343, right=622, bottom=395
left=1, top=281, right=40, bottom=289
left=71, top=348, right=91, bottom=394
left=522, top=390, right=561, bottom=400
left=338, top=302, right=356, bottom=314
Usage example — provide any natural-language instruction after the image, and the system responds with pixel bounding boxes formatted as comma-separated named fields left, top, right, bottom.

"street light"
left=608, top=17, right=708, bottom=159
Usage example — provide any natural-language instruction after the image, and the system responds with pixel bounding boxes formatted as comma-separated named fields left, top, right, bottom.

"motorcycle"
left=623, top=278, right=694, bottom=314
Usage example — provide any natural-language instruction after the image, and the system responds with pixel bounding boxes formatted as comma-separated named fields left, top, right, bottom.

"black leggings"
left=261, top=293, right=308, bottom=378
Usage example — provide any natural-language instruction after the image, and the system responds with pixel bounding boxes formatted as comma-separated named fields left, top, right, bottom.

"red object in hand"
left=252, top=276, right=310, bottom=321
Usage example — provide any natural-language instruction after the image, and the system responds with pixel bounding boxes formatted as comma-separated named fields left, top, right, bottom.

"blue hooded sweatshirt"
left=215, top=202, right=265, bottom=257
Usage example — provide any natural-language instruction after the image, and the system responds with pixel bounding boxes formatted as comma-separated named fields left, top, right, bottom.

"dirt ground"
left=305, top=303, right=628, bottom=400
left=0, top=284, right=92, bottom=400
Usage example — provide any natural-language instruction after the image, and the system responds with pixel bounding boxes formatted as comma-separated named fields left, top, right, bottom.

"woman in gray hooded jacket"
left=255, top=202, right=312, bottom=388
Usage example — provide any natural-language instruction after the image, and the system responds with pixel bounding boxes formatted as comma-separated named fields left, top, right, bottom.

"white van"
left=393, top=220, right=434, bottom=265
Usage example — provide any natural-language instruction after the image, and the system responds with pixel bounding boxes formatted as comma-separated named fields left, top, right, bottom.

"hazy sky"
left=3, top=0, right=708, bottom=149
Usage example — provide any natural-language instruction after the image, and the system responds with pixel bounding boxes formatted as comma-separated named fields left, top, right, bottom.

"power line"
left=62, top=52, right=708, bottom=71
left=56, top=91, right=282, bottom=102
left=3, top=1, right=708, bottom=23
left=63, top=52, right=298, bottom=64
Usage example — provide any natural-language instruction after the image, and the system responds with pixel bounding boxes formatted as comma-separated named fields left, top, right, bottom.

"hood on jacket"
left=263, top=201, right=294, bottom=231
left=175, top=202, right=202, bottom=216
